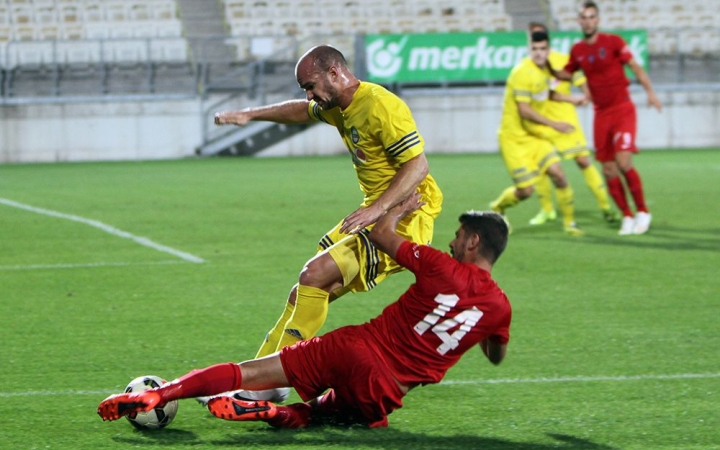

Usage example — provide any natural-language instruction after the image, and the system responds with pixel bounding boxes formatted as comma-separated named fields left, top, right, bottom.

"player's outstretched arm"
left=215, top=99, right=312, bottom=126
left=368, top=192, right=425, bottom=260
left=627, top=58, right=662, bottom=112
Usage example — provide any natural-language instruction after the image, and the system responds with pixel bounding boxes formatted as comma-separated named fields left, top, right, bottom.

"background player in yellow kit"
left=524, top=22, right=618, bottom=226
left=489, top=31, right=585, bottom=236
left=213, top=45, right=443, bottom=402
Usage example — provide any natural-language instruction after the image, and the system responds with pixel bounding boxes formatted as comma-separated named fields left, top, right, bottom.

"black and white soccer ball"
left=124, top=375, right=178, bottom=430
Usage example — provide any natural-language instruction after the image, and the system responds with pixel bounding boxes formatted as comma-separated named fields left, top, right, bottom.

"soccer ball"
left=124, top=375, right=178, bottom=430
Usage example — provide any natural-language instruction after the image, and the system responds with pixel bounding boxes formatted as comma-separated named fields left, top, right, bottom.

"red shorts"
left=593, top=101, right=638, bottom=162
left=279, top=325, right=405, bottom=427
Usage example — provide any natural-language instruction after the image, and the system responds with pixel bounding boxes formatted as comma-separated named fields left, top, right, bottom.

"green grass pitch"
left=0, top=149, right=718, bottom=450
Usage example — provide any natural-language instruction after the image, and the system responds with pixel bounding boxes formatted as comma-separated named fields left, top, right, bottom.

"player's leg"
left=490, top=136, right=535, bottom=225
left=99, top=358, right=288, bottom=421
left=545, top=162, right=583, bottom=236
left=595, top=109, right=634, bottom=234
left=574, top=155, right=617, bottom=222
left=528, top=173, right=556, bottom=225
left=612, top=105, right=650, bottom=234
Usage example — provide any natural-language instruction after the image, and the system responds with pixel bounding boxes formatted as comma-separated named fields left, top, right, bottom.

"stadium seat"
left=10, top=4, right=33, bottom=24
left=58, top=4, right=81, bottom=22
left=12, top=23, right=36, bottom=40
left=82, top=2, right=104, bottom=22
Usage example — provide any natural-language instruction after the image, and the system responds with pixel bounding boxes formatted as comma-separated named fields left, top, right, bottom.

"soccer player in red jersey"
left=97, top=194, right=512, bottom=429
left=549, top=1, right=662, bottom=235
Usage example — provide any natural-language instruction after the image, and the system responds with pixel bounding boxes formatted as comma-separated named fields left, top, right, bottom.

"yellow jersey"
left=540, top=51, right=586, bottom=122
left=499, top=56, right=552, bottom=138
left=308, top=81, right=442, bottom=218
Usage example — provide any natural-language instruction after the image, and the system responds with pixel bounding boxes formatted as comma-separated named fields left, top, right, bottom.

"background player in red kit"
left=97, top=194, right=512, bottom=429
left=550, top=1, right=662, bottom=235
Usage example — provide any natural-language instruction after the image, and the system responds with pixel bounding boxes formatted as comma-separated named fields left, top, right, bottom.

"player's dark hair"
left=581, top=1, right=599, bottom=13
left=530, top=31, right=549, bottom=43
left=528, top=21, right=548, bottom=33
left=308, top=45, right=348, bottom=72
left=458, top=211, right=508, bottom=264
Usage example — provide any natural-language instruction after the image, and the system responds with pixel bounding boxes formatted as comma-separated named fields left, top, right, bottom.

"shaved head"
left=296, top=45, right=347, bottom=77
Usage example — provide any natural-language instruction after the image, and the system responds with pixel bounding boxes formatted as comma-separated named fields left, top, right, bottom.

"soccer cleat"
left=207, top=397, right=278, bottom=422
left=529, top=209, right=557, bottom=225
left=618, top=216, right=635, bottom=235
left=602, top=208, right=621, bottom=223
left=196, top=387, right=290, bottom=407
left=633, top=212, right=652, bottom=234
left=563, top=223, right=585, bottom=237
left=97, top=390, right=162, bottom=421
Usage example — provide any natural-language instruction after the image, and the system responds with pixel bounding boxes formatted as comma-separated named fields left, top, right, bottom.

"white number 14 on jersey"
left=414, top=293, right=484, bottom=355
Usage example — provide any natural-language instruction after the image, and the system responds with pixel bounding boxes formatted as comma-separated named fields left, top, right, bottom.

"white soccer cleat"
left=618, top=216, right=635, bottom=235
left=633, top=212, right=652, bottom=235
left=196, top=388, right=290, bottom=407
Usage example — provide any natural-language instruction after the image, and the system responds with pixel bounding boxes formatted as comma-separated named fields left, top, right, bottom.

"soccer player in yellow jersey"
left=489, top=30, right=585, bottom=236
left=213, top=45, right=443, bottom=402
left=525, top=22, right=618, bottom=226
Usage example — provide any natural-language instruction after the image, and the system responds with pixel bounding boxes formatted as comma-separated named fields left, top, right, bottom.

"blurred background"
left=1, top=0, right=718, bottom=162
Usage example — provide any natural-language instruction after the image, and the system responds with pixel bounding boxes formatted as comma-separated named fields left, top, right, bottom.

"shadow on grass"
left=112, top=427, right=618, bottom=450
left=517, top=219, right=720, bottom=253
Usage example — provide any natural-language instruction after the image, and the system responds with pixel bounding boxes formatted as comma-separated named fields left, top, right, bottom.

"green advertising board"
left=364, top=30, right=647, bottom=83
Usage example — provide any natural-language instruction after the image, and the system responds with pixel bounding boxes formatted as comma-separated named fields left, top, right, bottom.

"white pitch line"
left=0, top=260, right=188, bottom=272
left=1, top=373, right=719, bottom=398
left=0, top=198, right=205, bottom=264
left=440, top=372, right=720, bottom=385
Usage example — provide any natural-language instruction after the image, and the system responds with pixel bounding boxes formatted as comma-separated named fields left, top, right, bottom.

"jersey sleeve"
left=564, top=48, right=580, bottom=74
left=509, top=68, right=532, bottom=104
left=374, top=95, right=425, bottom=164
left=394, top=240, right=450, bottom=275
left=307, top=100, right=339, bottom=127
left=571, top=70, right=587, bottom=87
left=614, top=35, right=633, bottom=64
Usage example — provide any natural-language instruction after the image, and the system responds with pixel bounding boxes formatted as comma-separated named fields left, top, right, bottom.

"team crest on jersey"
left=350, top=126, right=360, bottom=144
left=352, top=148, right=367, bottom=164
left=589, top=55, right=595, bottom=63
left=599, top=47, right=606, bottom=59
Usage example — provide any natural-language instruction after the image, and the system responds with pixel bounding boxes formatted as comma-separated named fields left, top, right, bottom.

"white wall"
left=0, top=99, right=203, bottom=163
left=1, top=86, right=718, bottom=163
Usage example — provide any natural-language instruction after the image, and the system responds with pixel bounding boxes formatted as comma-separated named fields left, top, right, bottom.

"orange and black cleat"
left=97, top=391, right=161, bottom=421
left=207, top=396, right=278, bottom=422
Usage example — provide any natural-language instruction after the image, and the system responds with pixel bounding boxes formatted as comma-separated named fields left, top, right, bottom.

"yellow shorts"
left=318, top=209, right=435, bottom=296
left=548, top=129, right=590, bottom=160
left=499, top=133, right=560, bottom=189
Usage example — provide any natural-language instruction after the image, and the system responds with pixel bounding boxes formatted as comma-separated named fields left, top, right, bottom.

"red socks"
left=157, top=363, right=243, bottom=404
left=606, top=176, right=632, bottom=217
left=623, top=168, right=648, bottom=213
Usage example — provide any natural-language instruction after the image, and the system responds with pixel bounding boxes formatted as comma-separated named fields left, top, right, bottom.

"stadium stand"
left=550, top=0, right=720, bottom=58
left=0, top=0, right=190, bottom=97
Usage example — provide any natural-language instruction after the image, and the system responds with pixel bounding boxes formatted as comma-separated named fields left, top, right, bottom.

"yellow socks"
left=556, top=185, right=576, bottom=227
left=491, top=186, right=521, bottom=213
left=255, top=301, right=296, bottom=358
left=534, top=174, right=555, bottom=213
left=582, top=165, right=610, bottom=211
left=274, top=284, right=329, bottom=351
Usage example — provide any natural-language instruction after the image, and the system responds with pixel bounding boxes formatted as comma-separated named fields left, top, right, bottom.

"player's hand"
left=340, top=204, right=385, bottom=234
left=553, top=121, right=575, bottom=134
left=573, top=95, right=590, bottom=106
left=214, top=110, right=251, bottom=126
left=394, top=192, right=425, bottom=217
left=648, top=92, right=662, bottom=112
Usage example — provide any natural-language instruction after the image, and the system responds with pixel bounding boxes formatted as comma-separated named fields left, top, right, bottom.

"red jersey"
left=361, top=241, right=512, bottom=386
left=564, top=33, right=633, bottom=110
